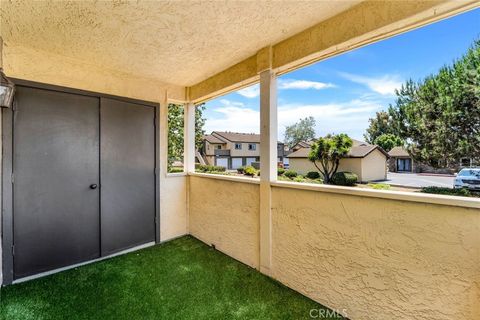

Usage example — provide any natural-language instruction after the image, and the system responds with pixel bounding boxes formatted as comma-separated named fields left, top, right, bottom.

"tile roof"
left=388, top=146, right=410, bottom=157
left=287, top=143, right=388, bottom=159
left=203, top=134, right=227, bottom=144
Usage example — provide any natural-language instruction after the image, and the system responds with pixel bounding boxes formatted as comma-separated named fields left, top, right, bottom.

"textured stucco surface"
left=2, top=44, right=185, bottom=103
left=270, top=186, right=480, bottom=320
left=160, top=176, right=188, bottom=242
left=0, top=0, right=360, bottom=87
left=189, top=176, right=260, bottom=268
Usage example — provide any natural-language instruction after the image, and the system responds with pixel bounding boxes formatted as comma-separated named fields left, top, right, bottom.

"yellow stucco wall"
left=361, top=149, right=387, bottom=181
left=189, top=176, right=260, bottom=268
left=3, top=45, right=186, bottom=103
left=160, top=176, right=188, bottom=242
left=270, top=186, right=480, bottom=320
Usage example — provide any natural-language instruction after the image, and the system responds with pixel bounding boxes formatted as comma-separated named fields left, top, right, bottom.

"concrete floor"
left=384, top=172, right=454, bottom=188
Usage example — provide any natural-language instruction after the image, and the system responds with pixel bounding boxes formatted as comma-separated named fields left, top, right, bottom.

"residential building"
left=202, top=131, right=287, bottom=169
left=288, top=139, right=389, bottom=182
left=388, top=146, right=479, bottom=174
left=388, top=146, right=415, bottom=173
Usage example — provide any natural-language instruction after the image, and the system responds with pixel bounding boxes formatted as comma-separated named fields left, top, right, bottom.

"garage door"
left=10, top=85, right=157, bottom=280
left=231, top=158, right=243, bottom=169
left=216, top=157, right=228, bottom=168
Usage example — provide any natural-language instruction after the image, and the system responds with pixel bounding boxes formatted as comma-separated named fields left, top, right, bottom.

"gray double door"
left=13, top=86, right=156, bottom=279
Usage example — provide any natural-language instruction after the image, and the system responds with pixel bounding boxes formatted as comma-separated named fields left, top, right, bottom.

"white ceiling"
left=1, top=0, right=362, bottom=87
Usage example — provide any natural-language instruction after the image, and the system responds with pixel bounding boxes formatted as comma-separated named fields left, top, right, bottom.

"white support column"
left=158, top=92, right=169, bottom=243
left=259, top=69, right=277, bottom=275
left=184, top=102, right=196, bottom=173
left=159, top=95, right=169, bottom=178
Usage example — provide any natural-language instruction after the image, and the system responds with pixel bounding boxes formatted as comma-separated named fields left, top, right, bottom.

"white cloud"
left=237, top=85, right=260, bottom=98
left=235, top=79, right=335, bottom=98
left=277, top=99, right=382, bottom=140
left=204, top=98, right=384, bottom=141
left=219, top=99, right=245, bottom=107
left=278, top=79, right=335, bottom=90
left=204, top=99, right=260, bottom=134
left=340, top=72, right=403, bottom=95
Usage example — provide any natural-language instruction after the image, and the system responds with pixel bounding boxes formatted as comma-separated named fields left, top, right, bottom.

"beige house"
left=388, top=146, right=479, bottom=174
left=202, top=131, right=287, bottom=169
left=288, top=140, right=388, bottom=182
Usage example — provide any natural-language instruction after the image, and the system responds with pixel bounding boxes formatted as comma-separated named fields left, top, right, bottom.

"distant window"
left=217, top=145, right=221, bottom=150
left=235, top=143, right=242, bottom=150
left=248, top=144, right=256, bottom=151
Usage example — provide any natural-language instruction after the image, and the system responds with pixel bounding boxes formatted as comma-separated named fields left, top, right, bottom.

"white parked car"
left=454, top=168, right=480, bottom=190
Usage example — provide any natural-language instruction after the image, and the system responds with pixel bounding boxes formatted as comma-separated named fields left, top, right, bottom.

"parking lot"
left=384, top=172, right=455, bottom=188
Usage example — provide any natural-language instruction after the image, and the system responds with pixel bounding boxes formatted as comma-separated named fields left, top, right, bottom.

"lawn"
left=0, top=236, right=342, bottom=320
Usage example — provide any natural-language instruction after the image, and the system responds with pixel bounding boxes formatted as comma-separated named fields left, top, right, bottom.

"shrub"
left=367, top=183, right=391, bottom=190
left=420, top=186, right=472, bottom=197
left=197, top=165, right=226, bottom=173
left=277, top=168, right=286, bottom=176
left=331, top=171, right=358, bottom=186
left=213, top=166, right=226, bottom=172
left=284, top=170, right=298, bottom=178
left=244, top=166, right=257, bottom=176
left=196, top=164, right=208, bottom=172
left=168, top=167, right=184, bottom=173
left=293, top=176, right=305, bottom=183
left=257, top=170, right=260, bottom=176
left=306, top=171, right=320, bottom=179
left=237, top=166, right=245, bottom=174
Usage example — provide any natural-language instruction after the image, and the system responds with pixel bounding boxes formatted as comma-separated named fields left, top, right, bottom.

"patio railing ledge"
left=188, top=172, right=260, bottom=185
left=271, top=180, right=480, bottom=210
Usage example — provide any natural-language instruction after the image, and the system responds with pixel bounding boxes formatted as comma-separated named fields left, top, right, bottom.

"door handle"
left=90, top=184, right=98, bottom=190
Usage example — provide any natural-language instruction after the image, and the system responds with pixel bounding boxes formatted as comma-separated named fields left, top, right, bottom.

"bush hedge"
left=284, top=170, right=298, bottom=178
left=168, top=167, right=184, bottom=173
left=277, top=168, right=286, bottom=176
left=244, top=166, right=257, bottom=176
left=420, top=186, right=473, bottom=197
left=306, top=171, right=320, bottom=179
left=237, top=166, right=245, bottom=174
left=197, top=165, right=226, bottom=173
left=331, top=171, right=358, bottom=186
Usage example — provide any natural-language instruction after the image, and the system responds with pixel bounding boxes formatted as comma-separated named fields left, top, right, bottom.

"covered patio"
left=1, top=1, right=479, bottom=320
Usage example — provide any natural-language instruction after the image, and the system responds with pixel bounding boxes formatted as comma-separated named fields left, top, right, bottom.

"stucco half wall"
left=188, top=176, right=260, bottom=269
left=160, top=176, right=188, bottom=242
left=270, top=186, right=480, bottom=320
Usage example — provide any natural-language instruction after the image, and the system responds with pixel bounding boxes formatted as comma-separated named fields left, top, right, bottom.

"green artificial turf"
left=0, top=236, right=343, bottom=320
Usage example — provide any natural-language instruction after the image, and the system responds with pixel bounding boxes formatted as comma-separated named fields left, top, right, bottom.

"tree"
left=388, top=40, right=480, bottom=168
left=167, top=103, right=206, bottom=169
left=284, top=116, right=316, bottom=148
left=308, top=133, right=353, bottom=183
left=167, top=104, right=184, bottom=168
left=373, top=133, right=403, bottom=152
left=195, top=103, right=206, bottom=151
left=364, top=111, right=394, bottom=144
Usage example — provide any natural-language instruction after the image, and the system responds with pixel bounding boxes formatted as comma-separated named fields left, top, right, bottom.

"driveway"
left=384, top=172, right=455, bottom=188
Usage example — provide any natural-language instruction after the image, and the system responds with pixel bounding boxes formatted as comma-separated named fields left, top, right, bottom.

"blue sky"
left=203, top=8, right=480, bottom=141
